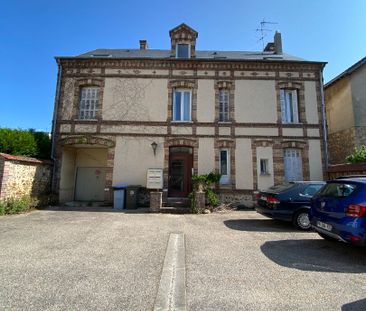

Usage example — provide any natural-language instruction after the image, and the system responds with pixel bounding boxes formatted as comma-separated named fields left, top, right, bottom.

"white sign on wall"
left=146, top=168, right=163, bottom=189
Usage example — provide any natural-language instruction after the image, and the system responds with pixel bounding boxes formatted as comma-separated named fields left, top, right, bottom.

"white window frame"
left=260, top=159, right=269, bottom=175
left=176, top=44, right=191, bottom=58
left=219, top=149, right=230, bottom=185
left=280, top=89, right=299, bottom=124
left=172, top=89, right=192, bottom=122
left=284, top=148, right=303, bottom=182
left=79, top=87, right=99, bottom=120
left=219, top=90, right=230, bottom=122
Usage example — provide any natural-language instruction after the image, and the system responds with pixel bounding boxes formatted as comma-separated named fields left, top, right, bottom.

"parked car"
left=310, top=177, right=366, bottom=246
left=255, top=181, right=325, bottom=230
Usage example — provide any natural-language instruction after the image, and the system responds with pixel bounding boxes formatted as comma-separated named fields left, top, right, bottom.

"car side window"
left=318, top=183, right=357, bottom=198
left=303, top=184, right=324, bottom=196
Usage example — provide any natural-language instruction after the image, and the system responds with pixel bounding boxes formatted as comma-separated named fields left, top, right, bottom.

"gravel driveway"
left=1, top=207, right=365, bottom=310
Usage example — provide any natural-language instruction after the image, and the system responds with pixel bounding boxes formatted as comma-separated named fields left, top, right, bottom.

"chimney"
left=274, top=31, right=282, bottom=54
left=139, top=40, right=148, bottom=50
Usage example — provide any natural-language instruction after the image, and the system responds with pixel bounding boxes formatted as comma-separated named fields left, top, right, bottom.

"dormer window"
left=176, top=44, right=190, bottom=58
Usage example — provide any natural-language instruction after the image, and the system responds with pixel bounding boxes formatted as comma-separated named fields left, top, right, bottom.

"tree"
left=0, top=128, right=51, bottom=159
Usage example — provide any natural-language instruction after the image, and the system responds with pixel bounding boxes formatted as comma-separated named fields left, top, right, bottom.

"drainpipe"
left=51, top=58, right=62, bottom=193
left=319, top=65, right=329, bottom=173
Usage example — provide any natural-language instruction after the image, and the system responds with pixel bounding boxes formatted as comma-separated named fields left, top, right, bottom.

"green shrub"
left=346, top=146, right=366, bottom=164
left=0, top=196, right=34, bottom=215
left=189, top=171, right=221, bottom=213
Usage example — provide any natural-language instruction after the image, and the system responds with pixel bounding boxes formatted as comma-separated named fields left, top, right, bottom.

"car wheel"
left=318, top=232, right=338, bottom=242
left=294, top=210, right=311, bottom=230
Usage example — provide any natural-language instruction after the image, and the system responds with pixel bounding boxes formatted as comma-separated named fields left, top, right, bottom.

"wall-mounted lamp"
left=151, top=141, right=158, bottom=156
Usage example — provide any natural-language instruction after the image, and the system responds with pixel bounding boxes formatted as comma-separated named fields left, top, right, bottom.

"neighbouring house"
left=52, top=23, right=326, bottom=205
left=325, top=56, right=366, bottom=164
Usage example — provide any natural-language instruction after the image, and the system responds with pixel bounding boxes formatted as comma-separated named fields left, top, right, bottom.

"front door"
left=168, top=147, right=193, bottom=197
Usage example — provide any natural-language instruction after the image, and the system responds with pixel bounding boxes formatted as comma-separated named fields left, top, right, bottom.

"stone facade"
left=0, top=153, right=53, bottom=201
left=52, top=24, right=326, bottom=205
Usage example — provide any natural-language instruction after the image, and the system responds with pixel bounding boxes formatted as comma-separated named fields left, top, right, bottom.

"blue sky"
left=1, top=0, right=366, bottom=132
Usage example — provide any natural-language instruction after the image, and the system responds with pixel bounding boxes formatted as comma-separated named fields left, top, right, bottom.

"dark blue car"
left=310, top=178, right=366, bottom=246
left=255, top=182, right=325, bottom=230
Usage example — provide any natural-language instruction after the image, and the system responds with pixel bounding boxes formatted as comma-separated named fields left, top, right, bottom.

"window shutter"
left=292, top=90, right=299, bottom=123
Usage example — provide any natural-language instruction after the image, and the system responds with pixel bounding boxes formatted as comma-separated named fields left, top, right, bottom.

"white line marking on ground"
left=153, top=233, right=186, bottom=311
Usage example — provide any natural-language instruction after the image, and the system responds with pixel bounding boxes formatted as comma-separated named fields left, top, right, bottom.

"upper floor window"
left=79, top=87, right=99, bottom=119
left=219, top=90, right=230, bottom=122
left=280, top=89, right=299, bottom=123
left=176, top=44, right=190, bottom=58
left=173, top=90, right=191, bottom=121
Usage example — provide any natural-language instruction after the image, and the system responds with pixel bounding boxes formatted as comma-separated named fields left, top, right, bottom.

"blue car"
left=310, top=178, right=366, bottom=246
left=255, top=182, right=325, bottom=230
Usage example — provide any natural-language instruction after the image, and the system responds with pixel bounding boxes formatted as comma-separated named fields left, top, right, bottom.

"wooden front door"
left=168, top=151, right=193, bottom=197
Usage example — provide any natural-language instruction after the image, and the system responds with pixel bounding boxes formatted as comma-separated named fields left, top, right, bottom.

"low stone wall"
left=327, top=162, right=366, bottom=180
left=0, top=153, right=53, bottom=201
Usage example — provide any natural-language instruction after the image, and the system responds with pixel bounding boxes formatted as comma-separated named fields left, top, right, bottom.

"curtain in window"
left=280, top=89, right=299, bottom=123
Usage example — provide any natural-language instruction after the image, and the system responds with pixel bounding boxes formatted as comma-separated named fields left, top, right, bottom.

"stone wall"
left=328, top=128, right=357, bottom=164
left=0, top=153, right=53, bottom=201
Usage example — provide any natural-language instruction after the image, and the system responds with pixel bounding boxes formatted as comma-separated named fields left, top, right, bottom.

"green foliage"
left=0, top=128, right=51, bottom=159
left=189, top=171, right=221, bottom=213
left=346, top=145, right=366, bottom=164
left=206, top=188, right=219, bottom=206
left=0, top=196, right=34, bottom=215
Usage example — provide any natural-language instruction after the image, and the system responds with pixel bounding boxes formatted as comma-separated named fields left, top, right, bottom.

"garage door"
left=75, top=167, right=106, bottom=201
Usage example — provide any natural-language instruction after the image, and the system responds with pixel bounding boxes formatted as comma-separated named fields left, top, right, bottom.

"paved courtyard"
left=0, top=208, right=365, bottom=310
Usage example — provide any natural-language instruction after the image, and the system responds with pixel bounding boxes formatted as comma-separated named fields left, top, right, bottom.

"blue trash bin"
left=112, top=184, right=128, bottom=209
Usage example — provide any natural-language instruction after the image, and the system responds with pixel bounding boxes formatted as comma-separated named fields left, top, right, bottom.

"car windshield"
left=266, top=183, right=297, bottom=193
left=317, top=182, right=358, bottom=198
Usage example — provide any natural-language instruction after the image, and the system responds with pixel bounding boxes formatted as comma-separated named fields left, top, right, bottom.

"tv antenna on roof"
left=256, top=19, right=278, bottom=50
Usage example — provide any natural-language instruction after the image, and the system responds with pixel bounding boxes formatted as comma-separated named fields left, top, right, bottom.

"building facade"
left=325, top=56, right=366, bottom=164
left=52, top=24, right=326, bottom=204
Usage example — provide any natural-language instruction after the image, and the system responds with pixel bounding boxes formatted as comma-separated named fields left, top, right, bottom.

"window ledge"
left=260, top=173, right=271, bottom=176
left=74, top=119, right=98, bottom=122
left=171, top=121, right=193, bottom=124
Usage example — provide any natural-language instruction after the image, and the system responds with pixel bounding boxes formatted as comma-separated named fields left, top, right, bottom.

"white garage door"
left=75, top=167, right=106, bottom=201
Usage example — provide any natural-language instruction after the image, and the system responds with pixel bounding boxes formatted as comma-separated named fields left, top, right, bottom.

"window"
left=176, top=44, right=190, bottom=58
left=317, top=182, right=358, bottom=198
left=79, top=87, right=99, bottom=119
left=260, top=159, right=269, bottom=175
left=173, top=90, right=191, bottom=121
left=219, top=149, right=230, bottom=184
left=219, top=90, right=229, bottom=122
left=280, top=89, right=299, bottom=123
left=302, top=184, right=324, bottom=196
left=284, top=149, right=303, bottom=182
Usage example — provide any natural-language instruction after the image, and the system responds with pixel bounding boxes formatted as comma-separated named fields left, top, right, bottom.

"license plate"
left=317, top=221, right=332, bottom=231
left=261, top=196, right=267, bottom=201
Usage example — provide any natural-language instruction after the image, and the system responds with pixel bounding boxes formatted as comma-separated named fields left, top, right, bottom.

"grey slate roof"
left=70, top=48, right=306, bottom=62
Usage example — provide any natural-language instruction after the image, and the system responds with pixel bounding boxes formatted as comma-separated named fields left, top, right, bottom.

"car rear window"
left=266, top=183, right=297, bottom=193
left=317, top=182, right=358, bottom=198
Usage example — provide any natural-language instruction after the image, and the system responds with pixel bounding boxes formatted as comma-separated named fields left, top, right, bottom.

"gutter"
left=319, top=66, right=329, bottom=172
left=51, top=58, right=62, bottom=192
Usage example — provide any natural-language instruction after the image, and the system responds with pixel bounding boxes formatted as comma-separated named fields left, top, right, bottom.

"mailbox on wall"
left=146, top=168, right=163, bottom=189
